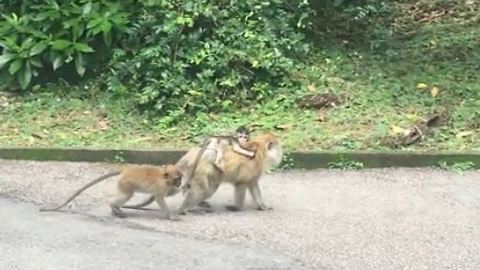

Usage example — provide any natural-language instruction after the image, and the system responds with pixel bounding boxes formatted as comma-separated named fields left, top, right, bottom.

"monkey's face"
left=254, top=133, right=283, bottom=170
left=165, top=165, right=183, bottom=187
left=236, top=132, right=250, bottom=145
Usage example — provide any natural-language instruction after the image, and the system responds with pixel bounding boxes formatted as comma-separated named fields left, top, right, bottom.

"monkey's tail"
left=180, top=140, right=209, bottom=194
left=39, top=171, right=120, bottom=212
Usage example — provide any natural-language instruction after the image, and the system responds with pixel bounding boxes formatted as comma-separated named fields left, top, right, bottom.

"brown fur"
left=40, top=165, right=183, bottom=220
left=176, top=132, right=283, bottom=214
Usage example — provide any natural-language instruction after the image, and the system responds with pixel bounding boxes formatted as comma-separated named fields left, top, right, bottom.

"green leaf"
left=48, top=0, right=60, bottom=10
left=8, top=59, right=22, bottom=75
left=29, top=43, right=47, bottom=56
left=50, top=40, right=72, bottom=50
left=87, top=17, right=103, bottom=30
left=74, top=43, right=94, bottom=53
left=75, top=53, right=86, bottom=77
left=52, top=55, right=64, bottom=70
left=72, top=23, right=85, bottom=41
left=30, top=59, right=43, bottom=68
left=102, top=21, right=112, bottom=45
left=21, top=38, right=35, bottom=49
left=65, top=54, right=73, bottom=63
left=103, top=29, right=112, bottom=46
left=83, top=2, right=93, bottom=15
left=333, top=0, right=345, bottom=7
left=101, top=21, right=112, bottom=33
left=0, top=37, right=19, bottom=51
left=18, top=62, right=32, bottom=89
left=0, top=53, right=15, bottom=69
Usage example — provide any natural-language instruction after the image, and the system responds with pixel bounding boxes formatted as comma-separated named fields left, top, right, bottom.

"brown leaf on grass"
left=307, top=84, right=316, bottom=92
left=31, top=133, right=44, bottom=140
left=207, top=113, right=219, bottom=120
left=250, top=123, right=264, bottom=129
left=97, top=119, right=110, bottom=131
left=430, top=86, right=440, bottom=97
left=274, top=124, right=292, bottom=131
left=316, top=110, right=327, bottom=122
left=456, top=130, right=474, bottom=138
left=391, top=125, right=405, bottom=135
left=297, top=92, right=340, bottom=109
left=416, top=83, right=428, bottom=90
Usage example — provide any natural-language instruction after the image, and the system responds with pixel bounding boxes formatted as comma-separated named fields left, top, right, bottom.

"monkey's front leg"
left=155, top=196, right=181, bottom=221
left=248, top=180, right=273, bottom=211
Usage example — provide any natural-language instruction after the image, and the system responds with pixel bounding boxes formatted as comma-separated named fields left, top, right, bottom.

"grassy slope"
left=0, top=1, right=479, bottom=151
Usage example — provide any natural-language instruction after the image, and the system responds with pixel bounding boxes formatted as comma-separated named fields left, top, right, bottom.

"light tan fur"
left=177, top=132, right=283, bottom=214
left=180, top=134, right=255, bottom=194
left=40, top=165, right=183, bottom=220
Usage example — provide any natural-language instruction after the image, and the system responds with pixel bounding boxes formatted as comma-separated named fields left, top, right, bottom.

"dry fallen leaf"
left=28, top=136, right=36, bottom=145
left=97, top=120, right=109, bottom=131
left=316, top=110, right=327, bottom=122
left=456, top=130, right=474, bottom=138
left=405, top=113, right=420, bottom=121
left=416, top=83, right=428, bottom=90
left=274, top=124, right=292, bottom=130
left=307, top=84, right=316, bottom=92
left=430, top=86, right=439, bottom=97
left=391, top=125, right=405, bottom=134
left=208, top=113, right=219, bottom=120
left=31, top=133, right=44, bottom=139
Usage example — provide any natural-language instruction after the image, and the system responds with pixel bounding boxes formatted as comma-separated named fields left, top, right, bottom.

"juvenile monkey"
left=213, top=125, right=255, bottom=172
left=40, top=164, right=183, bottom=220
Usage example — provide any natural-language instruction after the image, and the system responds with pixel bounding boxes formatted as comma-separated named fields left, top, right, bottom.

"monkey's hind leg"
left=177, top=187, right=208, bottom=215
left=110, top=190, right=133, bottom=218
left=213, top=148, right=225, bottom=173
left=198, top=201, right=212, bottom=208
left=225, top=183, right=247, bottom=211
left=121, top=195, right=155, bottom=210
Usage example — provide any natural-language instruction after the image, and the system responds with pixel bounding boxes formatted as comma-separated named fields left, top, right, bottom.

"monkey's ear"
left=267, top=142, right=274, bottom=150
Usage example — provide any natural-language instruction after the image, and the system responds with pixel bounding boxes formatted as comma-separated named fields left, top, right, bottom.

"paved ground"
left=0, top=159, right=479, bottom=270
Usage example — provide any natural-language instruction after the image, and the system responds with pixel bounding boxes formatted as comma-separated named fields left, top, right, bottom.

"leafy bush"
left=0, top=0, right=131, bottom=90
left=1, top=0, right=315, bottom=123
left=104, top=0, right=315, bottom=120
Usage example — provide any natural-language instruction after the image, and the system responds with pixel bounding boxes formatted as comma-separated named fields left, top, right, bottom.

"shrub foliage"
left=0, top=0, right=315, bottom=118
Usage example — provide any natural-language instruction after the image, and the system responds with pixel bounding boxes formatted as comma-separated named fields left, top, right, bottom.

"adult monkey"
left=123, top=132, right=283, bottom=213
left=176, top=132, right=283, bottom=214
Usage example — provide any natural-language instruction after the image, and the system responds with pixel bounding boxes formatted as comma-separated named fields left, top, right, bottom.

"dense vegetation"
left=0, top=0, right=479, bottom=152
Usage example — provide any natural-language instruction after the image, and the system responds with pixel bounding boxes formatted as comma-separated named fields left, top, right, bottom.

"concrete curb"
left=0, top=147, right=479, bottom=169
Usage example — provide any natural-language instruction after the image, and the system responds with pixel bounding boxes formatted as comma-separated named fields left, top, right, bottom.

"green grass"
left=437, top=160, right=476, bottom=174
left=1, top=0, right=479, bottom=152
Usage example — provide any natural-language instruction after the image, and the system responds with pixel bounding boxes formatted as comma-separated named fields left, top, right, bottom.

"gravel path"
left=1, top=159, right=479, bottom=270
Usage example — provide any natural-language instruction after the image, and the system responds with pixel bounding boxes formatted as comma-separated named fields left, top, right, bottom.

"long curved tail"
left=181, top=139, right=210, bottom=194
left=40, top=171, right=120, bottom=212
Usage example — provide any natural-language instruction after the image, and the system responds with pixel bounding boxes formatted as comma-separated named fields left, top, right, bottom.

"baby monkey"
left=213, top=125, right=255, bottom=172
left=40, top=164, right=183, bottom=220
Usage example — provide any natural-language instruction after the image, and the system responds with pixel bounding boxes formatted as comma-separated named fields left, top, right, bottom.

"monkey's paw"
left=256, top=205, right=273, bottom=211
left=225, top=205, right=242, bottom=212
